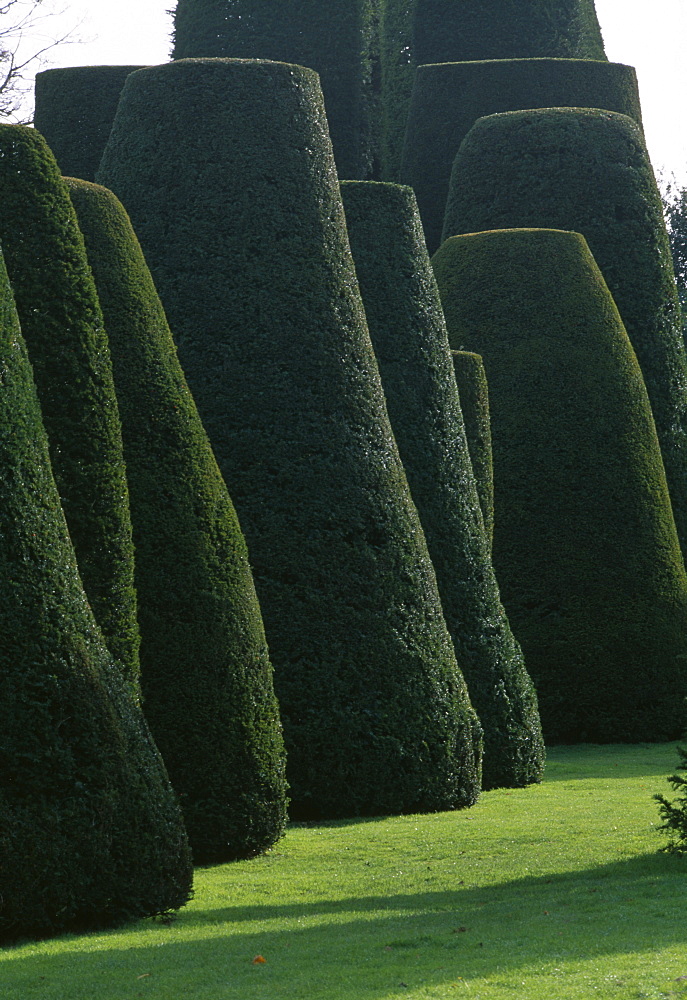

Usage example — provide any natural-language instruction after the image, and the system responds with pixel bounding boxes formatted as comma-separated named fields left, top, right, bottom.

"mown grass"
left=2, top=743, right=687, bottom=999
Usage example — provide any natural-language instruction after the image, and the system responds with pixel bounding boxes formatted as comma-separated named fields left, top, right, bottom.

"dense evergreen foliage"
left=98, top=58, right=482, bottom=819
left=451, top=351, right=494, bottom=548
left=433, top=228, right=687, bottom=743
left=34, top=66, right=143, bottom=181
left=172, top=1, right=380, bottom=179
left=400, top=58, right=641, bottom=253
left=443, top=108, right=687, bottom=561
left=655, top=747, right=687, bottom=854
left=0, top=249, right=192, bottom=941
left=380, top=0, right=606, bottom=179
left=67, top=178, right=288, bottom=864
left=0, top=125, right=139, bottom=688
left=340, top=181, right=543, bottom=788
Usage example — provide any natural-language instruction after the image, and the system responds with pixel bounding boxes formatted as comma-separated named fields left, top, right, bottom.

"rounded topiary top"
left=98, top=58, right=481, bottom=820
left=0, top=124, right=139, bottom=688
left=67, top=177, right=287, bottom=865
left=399, top=58, right=641, bottom=253
left=451, top=351, right=494, bottom=547
left=341, top=180, right=543, bottom=789
left=34, top=66, right=144, bottom=181
left=432, top=228, right=687, bottom=743
left=0, top=248, right=191, bottom=942
left=172, top=1, right=378, bottom=179
left=442, top=107, right=687, bottom=559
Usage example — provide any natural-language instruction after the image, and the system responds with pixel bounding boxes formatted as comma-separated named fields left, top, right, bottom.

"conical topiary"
left=340, top=180, right=543, bottom=789
left=451, top=351, right=494, bottom=548
left=34, top=66, right=144, bottom=181
left=66, top=177, right=288, bottom=864
left=172, top=2, right=380, bottom=179
left=0, top=124, right=139, bottom=688
left=442, top=107, right=687, bottom=560
left=98, top=58, right=481, bottom=819
left=0, top=248, right=192, bottom=942
left=380, top=0, right=606, bottom=180
left=400, top=58, right=642, bottom=253
left=432, top=227, right=687, bottom=743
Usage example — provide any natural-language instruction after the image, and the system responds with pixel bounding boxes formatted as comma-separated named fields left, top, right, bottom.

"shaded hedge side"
left=98, top=58, right=482, bottom=819
left=451, top=351, right=494, bottom=548
left=341, top=181, right=543, bottom=789
left=0, top=125, right=139, bottom=688
left=34, top=66, right=144, bottom=181
left=400, top=58, right=641, bottom=253
left=67, top=178, right=288, bottom=865
left=443, top=108, right=687, bottom=560
left=433, top=228, right=687, bottom=743
left=0, top=249, right=192, bottom=941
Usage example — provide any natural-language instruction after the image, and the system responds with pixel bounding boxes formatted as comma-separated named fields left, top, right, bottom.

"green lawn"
left=2, top=743, right=687, bottom=999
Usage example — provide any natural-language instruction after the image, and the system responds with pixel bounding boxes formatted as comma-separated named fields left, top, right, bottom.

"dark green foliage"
left=662, top=181, right=687, bottom=325
left=451, top=351, right=494, bottom=548
left=655, top=747, right=687, bottom=854
left=380, top=0, right=606, bottom=180
left=0, top=249, right=192, bottom=941
left=67, top=178, right=288, bottom=864
left=400, top=58, right=641, bottom=253
left=34, top=66, right=144, bottom=181
left=98, top=58, right=482, bottom=819
left=0, top=125, right=139, bottom=688
left=340, top=180, right=543, bottom=789
left=172, top=1, right=380, bottom=179
left=432, top=228, right=687, bottom=743
left=442, top=108, right=687, bottom=561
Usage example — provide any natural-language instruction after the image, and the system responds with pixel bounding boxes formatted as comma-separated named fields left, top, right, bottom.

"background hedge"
left=98, top=58, right=482, bottom=819
left=443, top=107, right=687, bottom=561
left=451, top=351, right=494, bottom=548
left=433, top=228, right=687, bottom=743
left=0, top=125, right=139, bottom=688
left=67, top=178, right=288, bottom=864
left=0, top=248, right=192, bottom=941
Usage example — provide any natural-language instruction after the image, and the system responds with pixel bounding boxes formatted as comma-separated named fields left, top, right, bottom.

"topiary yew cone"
left=451, top=351, right=494, bottom=548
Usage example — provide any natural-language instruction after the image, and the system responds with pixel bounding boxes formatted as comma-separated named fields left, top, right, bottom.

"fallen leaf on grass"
left=675, top=975, right=687, bottom=980
left=252, top=955, right=267, bottom=965
left=136, top=974, right=151, bottom=979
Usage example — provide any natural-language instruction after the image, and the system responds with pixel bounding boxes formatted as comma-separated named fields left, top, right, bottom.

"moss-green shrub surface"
left=380, top=0, right=606, bottom=180
left=172, top=2, right=379, bottom=179
left=0, top=248, right=192, bottom=942
left=34, top=66, right=144, bottom=181
left=0, top=124, right=139, bottom=688
left=443, top=108, right=687, bottom=560
left=341, top=181, right=543, bottom=789
left=67, top=178, right=288, bottom=864
left=451, top=351, right=494, bottom=547
left=400, top=58, right=641, bottom=253
left=433, top=228, right=687, bottom=743
left=98, top=58, right=481, bottom=819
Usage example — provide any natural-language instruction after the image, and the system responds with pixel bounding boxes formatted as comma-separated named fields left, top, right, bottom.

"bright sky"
left=20, top=0, right=687, bottom=187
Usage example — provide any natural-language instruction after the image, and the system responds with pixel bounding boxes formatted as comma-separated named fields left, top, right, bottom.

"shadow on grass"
left=542, top=742, right=682, bottom=782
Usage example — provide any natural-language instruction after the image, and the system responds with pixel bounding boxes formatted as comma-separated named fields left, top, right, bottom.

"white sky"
left=19, top=0, right=687, bottom=187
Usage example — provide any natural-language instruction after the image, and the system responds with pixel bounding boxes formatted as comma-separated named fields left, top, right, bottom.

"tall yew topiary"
left=172, top=1, right=380, bottom=179
left=432, top=228, right=687, bottom=743
left=67, top=178, right=288, bottom=864
left=34, top=66, right=144, bottom=181
left=0, top=125, right=139, bottom=687
left=0, top=249, right=192, bottom=941
left=451, top=351, right=494, bottom=548
left=400, top=58, right=641, bottom=253
left=442, top=107, right=687, bottom=560
left=98, top=58, right=481, bottom=819
left=340, top=180, right=543, bottom=789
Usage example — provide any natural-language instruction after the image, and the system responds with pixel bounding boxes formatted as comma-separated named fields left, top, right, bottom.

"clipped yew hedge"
left=67, top=178, right=288, bottom=864
left=34, top=65, right=144, bottom=181
left=433, top=228, right=687, bottom=743
left=0, top=125, right=139, bottom=687
left=451, top=351, right=494, bottom=548
left=98, top=58, right=481, bottom=819
left=400, top=58, right=641, bottom=253
left=341, top=180, right=543, bottom=789
left=443, top=107, right=687, bottom=559
left=0, top=248, right=192, bottom=941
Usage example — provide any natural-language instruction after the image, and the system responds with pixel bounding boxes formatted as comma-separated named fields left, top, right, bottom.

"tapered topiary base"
left=433, top=228, right=687, bottom=743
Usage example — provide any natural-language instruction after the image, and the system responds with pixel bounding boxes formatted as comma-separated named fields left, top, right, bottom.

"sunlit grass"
left=2, top=743, right=687, bottom=999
